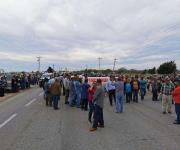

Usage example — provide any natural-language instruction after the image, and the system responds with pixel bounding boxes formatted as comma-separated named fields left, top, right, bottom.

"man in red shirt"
left=172, top=79, right=180, bottom=124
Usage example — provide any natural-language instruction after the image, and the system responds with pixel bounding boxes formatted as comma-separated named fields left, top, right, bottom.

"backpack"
left=133, top=81, right=139, bottom=90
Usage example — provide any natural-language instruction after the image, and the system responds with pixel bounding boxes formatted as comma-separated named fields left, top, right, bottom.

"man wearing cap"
left=161, top=77, right=175, bottom=114
left=172, top=79, right=180, bottom=124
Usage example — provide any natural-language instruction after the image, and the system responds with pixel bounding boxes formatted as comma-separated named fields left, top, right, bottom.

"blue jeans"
left=116, top=94, right=124, bottom=113
left=133, top=90, right=139, bottom=102
left=68, top=93, right=76, bottom=106
left=76, top=92, right=81, bottom=107
left=52, top=95, right=60, bottom=109
left=88, top=101, right=95, bottom=121
left=93, top=105, right=104, bottom=128
left=140, top=88, right=146, bottom=100
left=175, top=103, right=180, bottom=123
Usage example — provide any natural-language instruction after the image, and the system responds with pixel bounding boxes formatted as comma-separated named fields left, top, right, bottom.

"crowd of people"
left=42, top=73, right=180, bottom=131
left=0, top=73, right=39, bottom=97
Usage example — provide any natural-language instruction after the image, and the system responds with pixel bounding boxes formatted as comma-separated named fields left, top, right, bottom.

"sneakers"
left=89, top=128, right=97, bottom=132
left=173, top=121, right=180, bottom=125
left=162, top=112, right=166, bottom=114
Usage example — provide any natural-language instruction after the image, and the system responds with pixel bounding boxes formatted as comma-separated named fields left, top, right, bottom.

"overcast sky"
left=0, top=0, right=180, bottom=72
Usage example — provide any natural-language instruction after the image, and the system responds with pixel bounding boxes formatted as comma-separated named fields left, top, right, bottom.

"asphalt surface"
left=0, top=88, right=180, bottom=150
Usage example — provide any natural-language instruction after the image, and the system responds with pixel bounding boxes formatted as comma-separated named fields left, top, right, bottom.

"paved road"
left=0, top=88, right=180, bottom=150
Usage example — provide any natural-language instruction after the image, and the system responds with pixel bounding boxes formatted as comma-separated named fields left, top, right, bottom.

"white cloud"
left=0, top=0, right=180, bottom=71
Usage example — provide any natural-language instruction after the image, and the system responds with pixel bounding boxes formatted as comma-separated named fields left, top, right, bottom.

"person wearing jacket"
left=90, top=79, right=105, bottom=132
left=50, top=78, right=61, bottom=110
left=172, top=79, right=180, bottom=124
left=132, top=76, right=140, bottom=103
left=88, top=82, right=96, bottom=123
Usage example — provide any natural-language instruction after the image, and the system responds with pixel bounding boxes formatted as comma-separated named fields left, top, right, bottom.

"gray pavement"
left=0, top=89, right=180, bottom=150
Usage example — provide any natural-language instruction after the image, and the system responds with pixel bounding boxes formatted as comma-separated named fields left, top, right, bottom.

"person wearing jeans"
left=74, top=77, right=82, bottom=108
left=88, top=82, right=96, bottom=123
left=90, top=79, right=105, bottom=132
left=52, top=95, right=60, bottom=109
left=125, top=78, right=132, bottom=103
left=172, top=79, right=180, bottom=124
left=93, top=105, right=104, bottom=128
left=81, top=79, right=90, bottom=111
left=114, top=76, right=124, bottom=113
left=50, top=78, right=61, bottom=110
left=132, top=77, right=140, bottom=103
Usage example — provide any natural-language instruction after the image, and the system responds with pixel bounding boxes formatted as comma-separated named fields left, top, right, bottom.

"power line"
left=98, top=57, right=102, bottom=70
left=113, top=58, right=117, bottom=71
left=37, top=56, right=42, bottom=72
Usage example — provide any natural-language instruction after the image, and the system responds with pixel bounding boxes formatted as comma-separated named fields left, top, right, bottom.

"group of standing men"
left=106, top=75, right=147, bottom=111
left=43, top=73, right=180, bottom=132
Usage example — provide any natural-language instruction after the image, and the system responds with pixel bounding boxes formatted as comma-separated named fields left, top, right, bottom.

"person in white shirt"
left=106, top=76, right=116, bottom=106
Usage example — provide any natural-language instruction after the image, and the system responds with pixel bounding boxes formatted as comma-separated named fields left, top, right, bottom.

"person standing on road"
left=172, top=79, right=180, bottom=124
left=0, top=76, right=6, bottom=97
left=50, top=78, right=61, bottom=110
left=74, top=76, right=82, bottom=108
left=152, top=78, right=158, bottom=101
left=132, top=76, right=140, bottom=103
left=114, top=77, right=124, bottom=113
left=81, top=79, right=90, bottom=111
left=90, top=79, right=105, bottom=132
left=106, top=76, right=116, bottom=106
left=161, top=77, right=175, bottom=114
left=68, top=76, right=76, bottom=107
left=63, top=74, right=70, bottom=104
left=125, top=78, right=132, bottom=103
left=11, top=75, right=18, bottom=93
left=43, top=78, right=52, bottom=107
left=139, top=77, right=147, bottom=100
left=88, top=82, right=96, bottom=123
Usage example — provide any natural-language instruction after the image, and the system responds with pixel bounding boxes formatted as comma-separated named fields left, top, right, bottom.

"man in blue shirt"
left=81, top=79, right=90, bottom=111
left=139, top=77, right=147, bottom=100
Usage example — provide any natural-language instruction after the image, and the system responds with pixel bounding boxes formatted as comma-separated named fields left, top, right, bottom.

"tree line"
left=76, top=61, right=178, bottom=75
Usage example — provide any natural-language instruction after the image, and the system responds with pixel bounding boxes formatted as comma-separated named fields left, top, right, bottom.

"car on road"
left=39, top=73, right=54, bottom=87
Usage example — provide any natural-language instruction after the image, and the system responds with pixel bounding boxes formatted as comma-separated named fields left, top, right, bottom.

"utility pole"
left=37, top=56, right=42, bottom=72
left=113, top=58, right=117, bottom=71
left=98, top=57, right=102, bottom=71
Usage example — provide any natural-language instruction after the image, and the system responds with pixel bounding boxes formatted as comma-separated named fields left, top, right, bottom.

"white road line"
left=24, top=98, right=37, bottom=107
left=0, top=113, right=17, bottom=129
